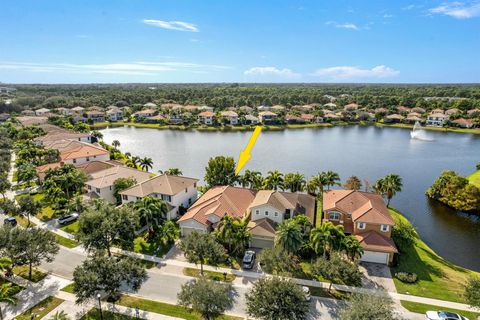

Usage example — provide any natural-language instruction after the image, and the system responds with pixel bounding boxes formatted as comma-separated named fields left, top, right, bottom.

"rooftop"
left=120, top=174, right=199, bottom=197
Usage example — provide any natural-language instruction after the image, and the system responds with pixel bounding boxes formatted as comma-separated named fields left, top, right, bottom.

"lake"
left=101, top=125, right=480, bottom=271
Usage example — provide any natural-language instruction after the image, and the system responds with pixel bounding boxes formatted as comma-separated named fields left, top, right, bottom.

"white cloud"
left=429, top=2, right=480, bottom=19
left=142, top=19, right=199, bottom=32
left=326, top=21, right=360, bottom=30
left=244, top=66, right=300, bottom=78
left=312, top=65, right=400, bottom=81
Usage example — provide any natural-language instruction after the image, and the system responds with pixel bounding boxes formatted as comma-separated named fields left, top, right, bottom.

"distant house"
left=300, top=113, right=316, bottom=123
left=285, top=114, right=305, bottom=124
left=344, top=103, right=359, bottom=111
left=71, top=106, right=85, bottom=115
left=220, top=111, right=238, bottom=125
left=21, top=109, right=36, bottom=116
left=198, top=111, right=215, bottom=125
left=85, top=166, right=152, bottom=203
left=467, top=109, right=480, bottom=118
left=0, top=113, right=10, bottom=122
left=426, top=113, right=449, bottom=127
left=198, top=105, right=214, bottom=112
left=35, top=131, right=93, bottom=145
left=445, top=108, right=460, bottom=116
left=323, top=190, right=397, bottom=264
left=120, top=174, right=199, bottom=220
left=270, top=105, right=286, bottom=112
left=35, top=108, right=51, bottom=116
left=144, top=102, right=158, bottom=109
left=374, top=107, right=388, bottom=114
left=451, top=118, right=474, bottom=128
left=258, top=111, right=277, bottom=124
left=384, top=114, right=404, bottom=124
left=57, top=107, right=73, bottom=116
left=133, top=109, right=156, bottom=120
left=239, top=106, right=254, bottom=114
left=405, top=114, right=423, bottom=124
left=59, top=142, right=110, bottom=165
left=106, top=108, right=123, bottom=121
left=244, top=114, right=259, bottom=125
left=85, top=111, right=105, bottom=122
left=396, top=106, right=411, bottom=114
left=411, top=107, right=426, bottom=114
left=430, top=108, right=444, bottom=114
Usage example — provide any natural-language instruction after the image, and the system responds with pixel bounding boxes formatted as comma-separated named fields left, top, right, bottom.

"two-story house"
left=85, top=111, right=105, bottom=122
left=220, top=111, right=238, bottom=125
left=426, top=113, right=450, bottom=127
left=323, top=189, right=397, bottom=264
left=133, top=109, right=157, bottom=120
left=258, top=111, right=277, bottom=124
left=60, top=142, right=110, bottom=165
left=198, top=111, right=215, bottom=125
left=106, top=107, right=124, bottom=121
left=119, top=174, right=199, bottom=220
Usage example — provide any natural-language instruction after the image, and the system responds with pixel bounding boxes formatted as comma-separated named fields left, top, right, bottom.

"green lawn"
left=306, top=286, right=347, bottom=300
left=117, top=295, right=242, bottom=320
left=81, top=309, right=136, bottom=320
left=133, top=236, right=172, bottom=257
left=183, top=267, right=236, bottom=282
left=60, top=220, right=79, bottom=234
left=61, top=283, right=75, bottom=293
left=468, top=170, right=480, bottom=189
left=15, top=192, right=56, bottom=221
left=13, top=265, right=47, bottom=283
left=400, top=301, right=480, bottom=320
left=15, top=297, right=64, bottom=320
left=315, top=196, right=323, bottom=228
left=54, top=233, right=79, bottom=248
left=390, top=208, right=480, bottom=303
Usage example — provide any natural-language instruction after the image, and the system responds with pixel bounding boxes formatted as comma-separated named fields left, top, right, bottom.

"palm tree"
left=341, top=236, right=364, bottom=261
left=158, top=220, right=180, bottom=245
left=140, top=157, right=153, bottom=172
left=307, top=172, right=329, bottom=196
left=134, top=196, right=168, bottom=236
left=275, top=220, right=303, bottom=254
left=284, top=172, right=306, bottom=192
left=91, top=130, right=103, bottom=141
left=49, top=311, right=70, bottom=320
left=160, top=168, right=183, bottom=176
left=324, top=171, right=341, bottom=190
left=309, top=222, right=345, bottom=257
left=112, top=140, right=121, bottom=149
left=124, top=152, right=132, bottom=159
left=0, top=283, right=17, bottom=320
left=240, top=170, right=262, bottom=189
left=375, top=174, right=403, bottom=207
left=263, top=170, right=285, bottom=191
left=215, top=215, right=249, bottom=255
left=131, top=156, right=141, bottom=166
left=343, top=176, right=362, bottom=191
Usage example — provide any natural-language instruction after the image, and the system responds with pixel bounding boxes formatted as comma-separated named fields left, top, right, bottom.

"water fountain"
left=410, top=121, right=434, bottom=141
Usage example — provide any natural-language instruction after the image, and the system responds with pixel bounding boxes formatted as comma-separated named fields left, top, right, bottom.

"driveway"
left=359, top=262, right=397, bottom=292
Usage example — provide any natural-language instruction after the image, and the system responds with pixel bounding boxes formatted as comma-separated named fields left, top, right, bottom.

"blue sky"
left=1, top=0, right=479, bottom=83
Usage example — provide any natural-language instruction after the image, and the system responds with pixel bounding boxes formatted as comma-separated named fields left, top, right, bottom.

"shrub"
left=395, top=272, right=418, bottom=283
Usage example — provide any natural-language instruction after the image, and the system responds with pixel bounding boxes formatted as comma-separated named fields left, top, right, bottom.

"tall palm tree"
left=341, top=235, right=364, bottom=261
left=134, top=196, right=168, bottom=235
left=240, top=170, right=262, bottom=189
left=140, top=157, right=153, bottom=172
left=284, top=172, right=306, bottom=192
left=124, top=152, right=132, bottom=159
left=309, top=222, right=345, bottom=257
left=375, top=174, right=403, bottom=207
left=324, top=171, right=341, bottom=190
left=158, top=220, right=180, bottom=245
left=0, top=283, right=17, bottom=320
left=275, top=220, right=303, bottom=254
left=48, top=311, right=70, bottom=320
left=307, top=172, right=329, bottom=196
left=112, top=140, right=121, bottom=149
left=90, top=130, right=103, bottom=141
left=160, top=168, right=182, bottom=176
left=263, top=170, right=285, bottom=191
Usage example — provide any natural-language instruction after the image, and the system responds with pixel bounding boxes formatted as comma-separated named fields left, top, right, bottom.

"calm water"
left=101, top=125, right=480, bottom=270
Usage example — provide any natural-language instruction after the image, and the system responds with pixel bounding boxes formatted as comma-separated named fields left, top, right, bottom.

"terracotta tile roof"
left=134, top=109, right=156, bottom=115
left=300, top=114, right=315, bottom=120
left=259, top=111, right=277, bottom=116
left=445, top=108, right=460, bottom=115
left=198, top=111, right=215, bottom=117
left=76, top=160, right=120, bottom=176
left=248, top=218, right=277, bottom=238
left=385, top=114, right=404, bottom=120
left=428, top=113, right=449, bottom=118
left=36, top=162, right=62, bottom=174
left=430, top=108, right=444, bottom=114
left=355, top=231, right=398, bottom=253
left=86, top=110, right=104, bottom=115
left=178, top=186, right=256, bottom=226
left=60, top=143, right=109, bottom=161
left=323, top=190, right=394, bottom=225
left=86, top=166, right=152, bottom=189
left=119, top=174, right=198, bottom=197
left=42, top=140, right=85, bottom=152
left=344, top=103, right=359, bottom=110
left=467, top=108, right=480, bottom=116
left=220, top=111, right=238, bottom=117
left=452, top=118, right=473, bottom=126
left=35, top=131, right=91, bottom=143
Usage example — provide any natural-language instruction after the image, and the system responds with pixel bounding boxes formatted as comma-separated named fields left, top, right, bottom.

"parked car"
left=301, top=286, right=311, bottom=301
left=3, top=217, right=17, bottom=227
left=57, top=213, right=79, bottom=226
left=426, top=311, right=468, bottom=320
left=242, top=250, right=256, bottom=269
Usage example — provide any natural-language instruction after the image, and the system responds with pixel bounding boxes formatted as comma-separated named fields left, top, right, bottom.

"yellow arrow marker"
left=235, top=126, right=262, bottom=175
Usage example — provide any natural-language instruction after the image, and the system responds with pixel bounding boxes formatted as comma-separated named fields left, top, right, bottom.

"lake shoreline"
left=91, top=121, right=480, bottom=135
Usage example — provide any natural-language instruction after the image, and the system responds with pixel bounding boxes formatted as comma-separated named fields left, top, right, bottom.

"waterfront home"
left=445, top=108, right=460, bottom=116
left=344, top=103, right=359, bottom=111
left=374, top=107, right=388, bottom=114
left=177, top=186, right=315, bottom=248
left=258, top=111, right=277, bottom=124
left=396, top=106, right=411, bottom=114
left=467, top=108, right=480, bottom=118
left=411, top=107, right=426, bottom=114
left=71, top=106, right=85, bottom=115
left=145, top=114, right=167, bottom=124
left=36, top=159, right=119, bottom=183
left=35, top=108, right=51, bottom=116
left=405, top=114, right=423, bottom=124
left=119, top=174, right=199, bottom=220
left=35, top=130, right=93, bottom=145
left=60, top=142, right=110, bottom=165
left=285, top=114, right=305, bottom=124
left=257, top=105, right=271, bottom=112
left=133, top=109, right=156, bottom=120
left=56, top=107, right=73, bottom=116
left=85, top=110, right=105, bottom=122
left=323, top=113, right=340, bottom=121
left=220, top=111, right=239, bottom=125
left=323, top=103, right=337, bottom=109
left=426, top=113, right=449, bottom=127
left=169, top=114, right=184, bottom=124
left=198, top=105, right=214, bottom=112
left=451, top=118, right=474, bottom=128
left=106, top=107, right=123, bottom=121
left=244, top=114, right=259, bottom=125
left=84, top=166, right=152, bottom=203
left=300, top=113, right=316, bottom=123
left=144, top=102, right=157, bottom=109
left=198, top=111, right=215, bottom=125
left=323, top=189, right=397, bottom=264
left=72, top=116, right=87, bottom=123
left=430, top=108, right=444, bottom=114
left=384, top=114, right=404, bottom=123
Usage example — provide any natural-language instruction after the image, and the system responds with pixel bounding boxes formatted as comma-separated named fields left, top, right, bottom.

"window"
left=255, top=210, right=259, bottom=215
left=381, top=224, right=389, bottom=232
left=329, top=212, right=340, bottom=220
left=86, top=157, right=90, bottom=162
left=122, top=195, right=128, bottom=200
left=194, top=183, right=197, bottom=188
left=274, top=212, right=278, bottom=217
left=185, top=188, right=188, bottom=193
left=357, top=222, right=366, bottom=230
left=87, top=185, right=91, bottom=190
left=96, top=188, right=100, bottom=193
left=73, top=159, right=77, bottom=164
left=265, top=211, right=269, bottom=216
left=109, top=186, right=112, bottom=190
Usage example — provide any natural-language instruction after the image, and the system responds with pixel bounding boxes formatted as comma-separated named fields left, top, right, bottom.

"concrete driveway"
left=359, top=262, right=397, bottom=292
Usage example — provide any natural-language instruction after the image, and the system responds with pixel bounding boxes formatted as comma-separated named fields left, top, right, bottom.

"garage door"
left=360, top=251, right=389, bottom=264
left=250, top=237, right=273, bottom=249
left=181, top=227, right=205, bottom=237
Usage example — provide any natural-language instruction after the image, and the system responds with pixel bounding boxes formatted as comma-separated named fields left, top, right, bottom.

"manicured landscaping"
left=468, top=170, right=480, bottom=189
left=390, top=208, right=480, bottom=303
left=117, top=295, right=242, bottom=320
left=54, top=233, right=79, bottom=248
left=306, top=285, right=347, bottom=300
left=400, top=301, right=480, bottom=320
left=183, top=267, right=236, bottom=282
left=15, top=192, right=56, bottom=221
left=15, top=296, right=64, bottom=320
left=81, top=308, right=136, bottom=320
left=0, top=277, right=24, bottom=295
left=60, top=220, right=79, bottom=234
left=133, top=236, right=172, bottom=257
left=60, top=283, right=75, bottom=293
left=13, top=265, right=48, bottom=283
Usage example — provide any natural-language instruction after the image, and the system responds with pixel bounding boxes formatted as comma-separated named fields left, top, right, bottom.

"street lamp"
left=97, top=293, right=104, bottom=320
left=135, top=307, right=140, bottom=319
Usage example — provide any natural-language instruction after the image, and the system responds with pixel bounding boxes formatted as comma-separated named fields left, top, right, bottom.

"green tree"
left=76, top=200, right=139, bottom=256
left=284, top=172, right=306, bottom=192
left=464, top=277, right=480, bottom=309
left=311, top=253, right=362, bottom=292
left=339, top=293, right=400, bottom=320
left=257, top=247, right=299, bottom=276
left=134, top=196, right=168, bottom=235
left=18, top=195, right=41, bottom=228
left=324, top=171, right=341, bottom=190
left=112, top=139, right=121, bottom=149
left=343, top=176, right=362, bottom=190
left=43, top=164, right=87, bottom=212
left=179, top=232, right=226, bottom=274
left=48, top=310, right=70, bottom=320
left=0, top=283, right=17, bottom=320
left=160, top=168, right=183, bottom=175
left=375, top=174, right=403, bottom=207
left=341, top=236, right=364, bottom=261
left=263, top=170, right=285, bottom=191
left=215, top=215, right=250, bottom=257
left=16, top=163, right=37, bottom=186
left=392, top=220, right=417, bottom=252
left=0, top=176, right=11, bottom=200
left=246, top=277, right=309, bottom=320
left=177, top=277, right=234, bottom=320
left=140, top=157, right=153, bottom=171
left=309, top=222, right=345, bottom=257
left=72, top=256, right=146, bottom=303
left=112, top=177, right=137, bottom=204
left=90, top=130, right=103, bottom=141
left=158, top=220, right=180, bottom=244
left=275, top=219, right=303, bottom=254
left=204, top=156, right=237, bottom=187
left=306, top=172, right=328, bottom=196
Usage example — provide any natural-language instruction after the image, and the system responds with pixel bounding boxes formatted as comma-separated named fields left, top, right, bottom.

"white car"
left=426, top=311, right=468, bottom=320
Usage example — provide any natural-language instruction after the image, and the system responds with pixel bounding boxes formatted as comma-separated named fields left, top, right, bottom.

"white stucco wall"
left=250, top=204, right=286, bottom=224
left=65, top=153, right=110, bottom=165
